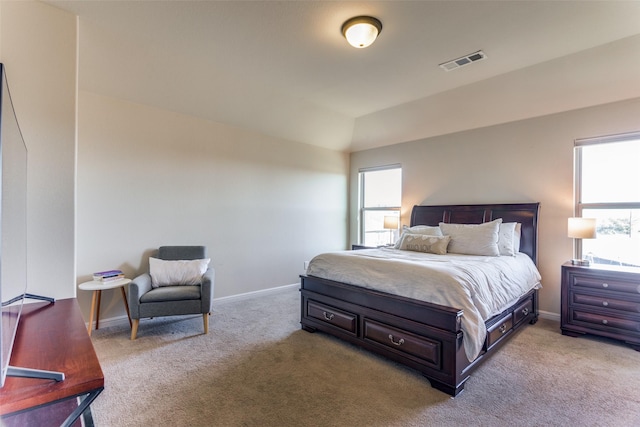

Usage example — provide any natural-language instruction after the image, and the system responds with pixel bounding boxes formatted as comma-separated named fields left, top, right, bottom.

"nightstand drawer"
left=569, top=274, right=640, bottom=296
left=572, top=292, right=640, bottom=314
left=570, top=309, right=640, bottom=335
left=307, top=300, right=357, bottom=334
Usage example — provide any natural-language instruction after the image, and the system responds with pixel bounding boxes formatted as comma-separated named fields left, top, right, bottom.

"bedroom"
left=0, top=0, right=639, bottom=421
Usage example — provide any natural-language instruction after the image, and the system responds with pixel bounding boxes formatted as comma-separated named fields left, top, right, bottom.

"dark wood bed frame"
left=300, top=203, right=540, bottom=396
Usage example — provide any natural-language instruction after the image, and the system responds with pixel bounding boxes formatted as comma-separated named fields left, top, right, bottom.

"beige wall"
left=0, top=1, right=77, bottom=299
left=4, top=1, right=639, bottom=327
left=1, top=2, right=348, bottom=325
left=350, top=97, right=640, bottom=318
left=76, top=92, right=349, bottom=321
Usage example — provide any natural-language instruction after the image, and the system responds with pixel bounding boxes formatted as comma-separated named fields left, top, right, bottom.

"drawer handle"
left=388, top=334, right=405, bottom=346
left=602, top=319, right=608, bottom=325
left=522, top=307, right=530, bottom=316
left=323, top=311, right=334, bottom=321
left=602, top=301, right=609, bottom=307
left=602, top=283, right=609, bottom=288
left=499, top=323, right=508, bottom=334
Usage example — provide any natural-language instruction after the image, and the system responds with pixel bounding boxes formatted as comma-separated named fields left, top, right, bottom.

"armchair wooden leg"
left=131, top=319, right=139, bottom=340
left=203, top=313, right=209, bottom=334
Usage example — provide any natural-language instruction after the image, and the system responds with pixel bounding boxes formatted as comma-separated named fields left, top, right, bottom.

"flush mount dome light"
left=342, top=16, right=382, bottom=48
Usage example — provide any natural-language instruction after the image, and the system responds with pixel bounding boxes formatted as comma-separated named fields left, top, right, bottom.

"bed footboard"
left=300, top=274, right=538, bottom=396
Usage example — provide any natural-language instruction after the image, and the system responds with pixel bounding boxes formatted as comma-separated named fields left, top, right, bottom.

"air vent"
left=439, top=50, right=487, bottom=71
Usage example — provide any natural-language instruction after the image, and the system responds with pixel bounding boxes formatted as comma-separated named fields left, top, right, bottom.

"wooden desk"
left=0, top=298, right=104, bottom=426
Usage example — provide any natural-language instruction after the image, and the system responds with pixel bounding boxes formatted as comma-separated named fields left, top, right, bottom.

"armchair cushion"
left=149, top=257, right=210, bottom=288
left=140, top=285, right=202, bottom=303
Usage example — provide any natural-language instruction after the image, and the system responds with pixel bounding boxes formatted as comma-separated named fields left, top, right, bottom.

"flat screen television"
left=0, top=63, right=61, bottom=388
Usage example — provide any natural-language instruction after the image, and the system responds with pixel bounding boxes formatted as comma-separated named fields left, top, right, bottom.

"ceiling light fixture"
left=341, top=16, right=382, bottom=49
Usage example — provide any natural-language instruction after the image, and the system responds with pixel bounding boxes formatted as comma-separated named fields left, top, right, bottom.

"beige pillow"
left=394, top=225, right=442, bottom=248
left=149, top=257, right=211, bottom=288
left=398, top=234, right=450, bottom=255
left=439, top=218, right=502, bottom=256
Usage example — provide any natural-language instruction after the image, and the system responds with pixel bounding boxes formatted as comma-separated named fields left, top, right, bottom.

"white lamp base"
left=571, top=258, right=591, bottom=266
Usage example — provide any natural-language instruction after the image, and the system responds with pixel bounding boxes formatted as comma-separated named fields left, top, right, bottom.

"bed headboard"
left=410, top=203, right=540, bottom=265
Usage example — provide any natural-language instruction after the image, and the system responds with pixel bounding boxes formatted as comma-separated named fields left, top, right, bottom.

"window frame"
left=574, top=131, right=640, bottom=261
left=358, top=164, right=402, bottom=246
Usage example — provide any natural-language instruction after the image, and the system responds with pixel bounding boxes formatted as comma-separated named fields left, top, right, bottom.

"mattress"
left=306, top=248, right=542, bottom=361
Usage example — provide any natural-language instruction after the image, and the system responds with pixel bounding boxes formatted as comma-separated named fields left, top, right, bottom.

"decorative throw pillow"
left=398, top=234, right=450, bottom=255
left=439, top=218, right=502, bottom=256
left=394, top=225, right=443, bottom=248
left=149, top=257, right=211, bottom=288
left=498, top=222, right=519, bottom=256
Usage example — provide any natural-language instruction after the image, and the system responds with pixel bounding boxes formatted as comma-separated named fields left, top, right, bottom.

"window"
left=359, top=166, right=401, bottom=247
left=575, top=132, right=640, bottom=267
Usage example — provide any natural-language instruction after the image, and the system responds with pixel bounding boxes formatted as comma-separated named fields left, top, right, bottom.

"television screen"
left=0, top=63, right=29, bottom=388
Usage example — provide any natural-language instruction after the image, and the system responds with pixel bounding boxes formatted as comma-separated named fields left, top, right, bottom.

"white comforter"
left=306, top=248, right=542, bottom=361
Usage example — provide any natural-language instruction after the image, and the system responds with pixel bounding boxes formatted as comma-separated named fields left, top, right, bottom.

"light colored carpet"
left=90, top=287, right=640, bottom=426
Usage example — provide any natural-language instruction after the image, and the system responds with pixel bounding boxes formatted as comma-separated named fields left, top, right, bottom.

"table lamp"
left=383, top=215, right=399, bottom=245
left=568, top=217, right=597, bottom=266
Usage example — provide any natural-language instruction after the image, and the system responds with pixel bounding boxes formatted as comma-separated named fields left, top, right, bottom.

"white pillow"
left=149, top=257, right=211, bottom=288
left=403, top=225, right=443, bottom=236
left=514, top=223, right=522, bottom=252
left=394, top=225, right=443, bottom=248
left=439, top=218, right=502, bottom=256
left=498, top=222, right=519, bottom=256
left=398, top=234, right=450, bottom=255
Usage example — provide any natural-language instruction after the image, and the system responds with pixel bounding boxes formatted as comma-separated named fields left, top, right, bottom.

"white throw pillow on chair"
left=149, top=257, right=210, bottom=288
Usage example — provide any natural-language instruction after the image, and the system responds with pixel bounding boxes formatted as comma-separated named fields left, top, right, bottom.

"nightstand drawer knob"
left=602, top=319, right=608, bottom=325
left=602, top=301, right=609, bottom=307
left=602, top=283, right=609, bottom=288
left=522, top=308, right=530, bottom=316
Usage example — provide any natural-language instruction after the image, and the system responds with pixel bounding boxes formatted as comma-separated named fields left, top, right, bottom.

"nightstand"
left=352, top=244, right=395, bottom=250
left=351, top=244, right=375, bottom=250
left=561, top=262, right=640, bottom=351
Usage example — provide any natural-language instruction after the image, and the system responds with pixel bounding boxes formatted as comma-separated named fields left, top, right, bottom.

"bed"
left=300, top=203, right=541, bottom=396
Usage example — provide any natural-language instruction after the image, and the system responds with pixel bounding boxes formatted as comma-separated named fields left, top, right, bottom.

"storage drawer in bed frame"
left=486, top=312, right=513, bottom=349
left=363, top=318, right=441, bottom=369
left=306, top=300, right=357, bottom=335
left=300, top=274, right=538, bottom=396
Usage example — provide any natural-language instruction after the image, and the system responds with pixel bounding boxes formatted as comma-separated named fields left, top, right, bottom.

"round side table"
left=78, top=278, right=132, bottom=336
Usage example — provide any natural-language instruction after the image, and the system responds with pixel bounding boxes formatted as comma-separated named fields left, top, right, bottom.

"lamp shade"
left=568, top=217, right=597, bottom=239
left=383, top=215, right=399, bottom=230
left=342, top=16, right=382, bottom=48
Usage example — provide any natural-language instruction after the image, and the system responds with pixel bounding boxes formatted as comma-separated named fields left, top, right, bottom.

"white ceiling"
left=47, top=1, right=640, bottom=152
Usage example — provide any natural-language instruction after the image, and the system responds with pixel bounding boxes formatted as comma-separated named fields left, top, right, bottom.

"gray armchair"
left=128, top=246, right=214, bottom=340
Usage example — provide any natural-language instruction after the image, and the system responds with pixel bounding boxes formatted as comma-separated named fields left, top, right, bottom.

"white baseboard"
left=538, top=310, right=560, bottom=322
left=85, top=283, right=300, bottom=330
left=213, top=283, right=298, bottom=306
left=87, top=314, right=131, bottom=330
